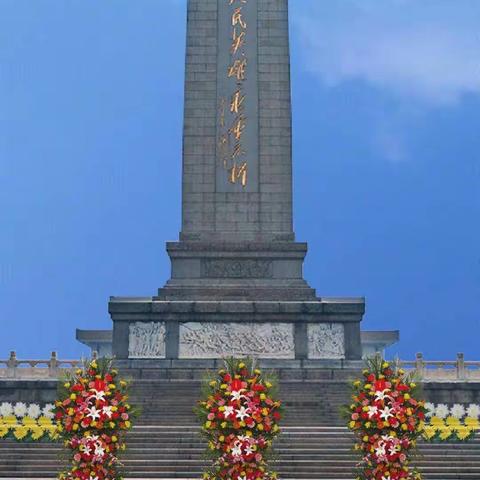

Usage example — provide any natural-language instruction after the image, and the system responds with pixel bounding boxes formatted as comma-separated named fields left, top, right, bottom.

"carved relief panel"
left=308, top=323, right=345, bottom=359
left=128, top=322, right=166, bottom=359
left=179, top=322, right=294, bottom=359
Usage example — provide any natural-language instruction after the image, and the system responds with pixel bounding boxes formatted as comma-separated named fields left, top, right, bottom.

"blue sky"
left=1, top=0, right=479, bottom=360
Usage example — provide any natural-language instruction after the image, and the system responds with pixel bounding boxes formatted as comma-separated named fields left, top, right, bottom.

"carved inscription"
left=203, top=259, right=273, bottom=278
left=179, top=323, right=295, bottom=359
left=308, top=323, right=345, bottom=359
left=216, top=0, right=259, bottom=192
left=128, top=322, right=166, bottom=359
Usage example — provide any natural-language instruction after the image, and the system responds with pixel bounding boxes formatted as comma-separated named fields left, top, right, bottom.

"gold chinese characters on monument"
left=218, top=0, right=249, bottom=187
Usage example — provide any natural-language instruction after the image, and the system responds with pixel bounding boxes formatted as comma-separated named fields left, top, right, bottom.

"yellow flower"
left=265, top=382, right=272, bottom=388
left=30, top=426, right=44, bottom=441
left=238, top=362, right=245, bottom=369
left=21, top=416, right=36, bottom=426
left=13, top=426, right=29, bottom=440
left=3, top=416, right=17, bottom=426
left=439, top=427, right=453, bottom=441
left=422, top=425, right=437, bottom=440
left=112, top=435, right=118, bottom=442
left=120, top=380, right=127, bottom=387
left=90, top=361, right=98, bottom=369
left=38, top=416, right=53, bottom=427
left=465, top=417, right=480, bottom=429
left=430, top=416, right=444, bottom=426
left=257, top=424, right=264, bottom=431
left=0, top=425, right=9, bottom=438
left=445, top=416, right=460, bottom=427
left=456, top=426, right=474, bottom=441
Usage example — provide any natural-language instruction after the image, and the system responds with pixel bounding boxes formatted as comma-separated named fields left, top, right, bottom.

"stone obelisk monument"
left=110, top=0, right=365, bottom=369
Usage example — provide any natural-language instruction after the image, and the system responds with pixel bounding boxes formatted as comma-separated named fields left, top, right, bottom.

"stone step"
left=1, top=427, right=479, bottom=479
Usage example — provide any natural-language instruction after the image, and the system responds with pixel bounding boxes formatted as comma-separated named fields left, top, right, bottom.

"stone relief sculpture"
left=128, top=322, right=166, bottom=359
left=308, top=323, right=345, bottom=359
left=179, top=323, right=294, bottom=359
left=202, top=259, right=273, bottom=278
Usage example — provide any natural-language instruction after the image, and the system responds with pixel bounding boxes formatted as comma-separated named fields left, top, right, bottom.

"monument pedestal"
left=110, top=296, right=364, bottom=363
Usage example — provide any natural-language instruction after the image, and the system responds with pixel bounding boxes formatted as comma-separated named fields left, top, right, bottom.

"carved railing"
left=0, top=351, right=95, bottom=379
left=400, top=353, right=480, bottom=382
left=1, top=351, right=479, bottom=382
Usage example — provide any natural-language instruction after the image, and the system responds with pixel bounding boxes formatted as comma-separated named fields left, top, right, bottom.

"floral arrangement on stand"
left=346, top=356, right=427, bottom=480
left=197, top=358, right=283, bottom=480
left=54, top=357, right=135, bottom=480
left=423, top=403, right=479, bottom=441
left=0, top=402, right=58, bottom=441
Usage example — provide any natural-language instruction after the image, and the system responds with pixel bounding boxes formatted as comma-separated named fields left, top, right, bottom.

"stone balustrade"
left=401, top=353, right=480, bottom=382
left=0, top=351, right=90, bottom=379
left=0, top=351, right=479, bottom=382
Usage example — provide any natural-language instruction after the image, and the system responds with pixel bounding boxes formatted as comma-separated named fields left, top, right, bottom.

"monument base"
left=109, top=297, right=365, bottom=363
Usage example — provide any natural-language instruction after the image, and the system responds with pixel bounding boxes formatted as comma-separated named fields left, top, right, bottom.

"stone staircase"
left=130, top=380, right=352, bottom=426
left=1, top=426, right=480, bottom=479
left=1, top=380, right=480, bottom=479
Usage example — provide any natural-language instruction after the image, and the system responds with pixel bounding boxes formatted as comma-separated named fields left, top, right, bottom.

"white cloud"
left=292, top=0, right=480, bottom=105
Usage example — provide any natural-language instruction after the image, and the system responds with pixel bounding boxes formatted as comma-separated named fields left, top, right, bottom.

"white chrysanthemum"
left=27, top=403, right=41, bottom=419
left=42, top=403, right=55, bottom=419
left=425, top=402, right=436, bottom=418
left=466, top=404, right=480, bottom=419
left=0, top=402, right=13, bottom=417
left=450, top=404, right=466, bottom=419
left=13, top=402, right=27, bottom=418
left=435, top=404, right=450, bottom=419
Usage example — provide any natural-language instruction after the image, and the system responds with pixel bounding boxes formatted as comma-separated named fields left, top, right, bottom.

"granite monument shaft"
left=109, top=0, right=365, bottom=365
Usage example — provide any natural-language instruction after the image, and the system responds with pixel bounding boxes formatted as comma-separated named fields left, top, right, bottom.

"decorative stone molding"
left=128, top=322, right=166, bottom=359
left=308, top=323, right=345, bottom=359
left=202, top=259, right=273, bottom=278
left=179, top=322, right=294, bottom=359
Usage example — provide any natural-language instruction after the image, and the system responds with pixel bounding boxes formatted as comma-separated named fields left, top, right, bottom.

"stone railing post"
left=6, top=351, right=17, bottom=379
left=7, top=350, right=18, bottom=378
left=415, top=352, right=425, bottom=379
left=457, top=352, right=466, bottom=381
left=48, top=351, right=59, bottom=378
